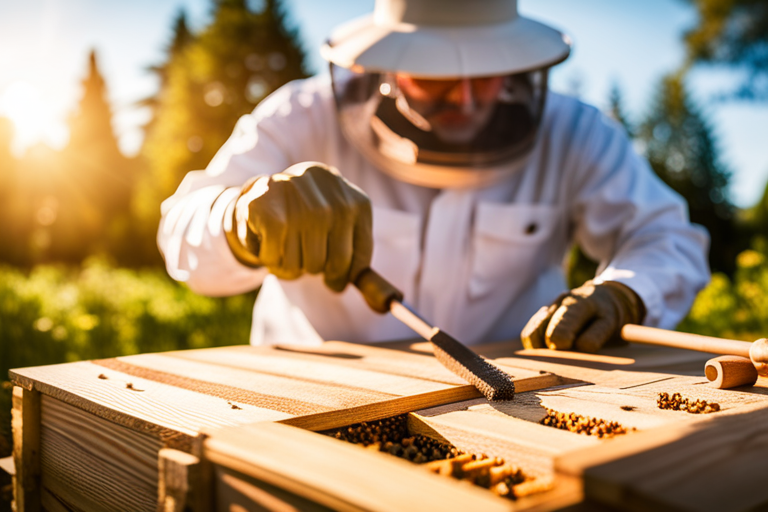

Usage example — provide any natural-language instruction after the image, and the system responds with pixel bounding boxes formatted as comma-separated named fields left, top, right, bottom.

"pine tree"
left=638, top=73, right=738, bottom=274
left=139, top=10, right=194, bottom=137
left=135, top=0, right=308, bottom=262
left=683, top=0, right=768, bottom=100
left=53, top=50, right=134, bottom=263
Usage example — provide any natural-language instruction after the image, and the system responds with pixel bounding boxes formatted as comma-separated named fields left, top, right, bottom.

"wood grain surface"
left=205, top=421, right=513, bottom=512
left=557, top=400, right=768, bottom=512
left=11, top=360, right=293, bottom=438
left=39, top=394, right=161, bottom=512
left=12, top=386, right=41, bottom=512
left=11, top=338, right=768, bottom=511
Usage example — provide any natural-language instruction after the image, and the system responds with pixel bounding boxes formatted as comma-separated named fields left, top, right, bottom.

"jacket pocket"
left=469, top=202, right=562, bottom=299
left=371, top=206, right=422, bottom=299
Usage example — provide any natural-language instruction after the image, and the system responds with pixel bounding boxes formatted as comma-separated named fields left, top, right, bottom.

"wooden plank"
left=384, top=339, right=713, bottom=375
left=556, top=401, right=768, bottom=512
left=167, top=347, right=462, bottom=396
left=414, top=383, right=589, bottom=425
left=171, top=343, right=554, bottom=394
left=492, top=344, right=713, bottom=385
left=10, top=361, right=292, bottom=439
left=158, top=449, right=208, bottom=512
left=39, top=395, right=161, bottom=512
left=277, top=372, right=564, bottom=432
left=409, top=408, right=600, bottom=478
left=204, top=421, right=513, bottom=512
left=12, top=385, right=41, bottom=512
left=266, top=340, right=469, bottom=384
left=113, top=353, right=397, bottom=411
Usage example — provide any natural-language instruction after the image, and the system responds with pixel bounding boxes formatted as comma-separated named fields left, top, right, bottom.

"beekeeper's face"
left=395, top=75, right=505, bottom=144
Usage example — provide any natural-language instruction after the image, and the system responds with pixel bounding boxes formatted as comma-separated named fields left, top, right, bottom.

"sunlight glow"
left=0, top=80, right=67, bottom=155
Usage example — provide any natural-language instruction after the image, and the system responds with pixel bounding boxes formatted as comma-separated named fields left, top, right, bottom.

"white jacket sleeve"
left=567, top=110, right=711, bottom=329
left=157, top=78, right=331, bottom=296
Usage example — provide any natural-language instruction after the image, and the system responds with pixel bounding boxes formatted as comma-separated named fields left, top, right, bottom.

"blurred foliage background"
left=0, top=0, right=767, bottom=504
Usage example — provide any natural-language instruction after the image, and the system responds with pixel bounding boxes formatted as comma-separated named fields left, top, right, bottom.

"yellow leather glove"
left=520, top=281, right=645, bottom=353
left=224, top=162, right=372, bottom=292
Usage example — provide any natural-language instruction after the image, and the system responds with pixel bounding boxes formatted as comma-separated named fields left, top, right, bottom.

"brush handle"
left=353, top=268, right=403, bottom=314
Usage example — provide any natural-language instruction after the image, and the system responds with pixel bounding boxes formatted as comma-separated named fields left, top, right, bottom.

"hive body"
left=6, top=340, right=768, bottom=512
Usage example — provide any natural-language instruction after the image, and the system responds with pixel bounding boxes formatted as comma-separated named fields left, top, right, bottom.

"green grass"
left=0, top=258, right=255, bottom=455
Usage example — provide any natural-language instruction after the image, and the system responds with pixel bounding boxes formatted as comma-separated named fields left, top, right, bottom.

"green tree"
left=52, top=50, right=135, bottom=263
left=139, top=10, right=194, bottom=139
left=135, top=0, right=308, bottom=263
left=683, top=0, right=768, bottom=100
left=638, top=73, right=739, bottom=274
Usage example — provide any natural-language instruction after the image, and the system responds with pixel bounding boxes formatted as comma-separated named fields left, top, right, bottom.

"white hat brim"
left=321, top=14, right=571, bottom=78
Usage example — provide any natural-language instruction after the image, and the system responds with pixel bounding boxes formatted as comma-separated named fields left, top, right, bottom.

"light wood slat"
left=114, top=353, right=396, bottom=410
left=168, top=348, right=463, bottom=396
left=276, top=372, right=564, bottom=432
left=414, top=383, right=686, bottom=433
left=11, top=361, right=292, bottom=438
left=569, top=376, right=768, bottom=409
left=415, top=384, right=589, bottom=425
left=40, top=395, right=161, bottom=512
left=249, top=340, right=469, bottom=384
left=408, top=409, right=599, bottom=478
left=204, top=421, right=512, bottom=512
left=12, top=385, right=41, bottom=512
left=556, top=401, right=768, bottom=512
left=492, top=344, right=714, bottom=385
left=389, top=339, right=713, bottom=374
left=538, top=395, right=676, bottom=431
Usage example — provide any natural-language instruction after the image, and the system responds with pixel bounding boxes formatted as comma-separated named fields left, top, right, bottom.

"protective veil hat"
left=321, top=0, right=571, bottom=78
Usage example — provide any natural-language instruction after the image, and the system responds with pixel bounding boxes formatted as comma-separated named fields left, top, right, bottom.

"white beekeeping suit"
left=157, top=0, right=710, bottom=347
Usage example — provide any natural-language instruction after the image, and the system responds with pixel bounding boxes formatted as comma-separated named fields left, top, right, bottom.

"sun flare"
left=0, top=81, right=67, bottom=154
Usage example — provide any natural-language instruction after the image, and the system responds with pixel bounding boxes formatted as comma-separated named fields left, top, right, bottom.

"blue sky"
left=1, top=0, right=766, bottom=206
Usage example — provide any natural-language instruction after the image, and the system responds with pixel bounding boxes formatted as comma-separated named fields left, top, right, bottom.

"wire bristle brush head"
left=430, top=329, right=515, bottom=401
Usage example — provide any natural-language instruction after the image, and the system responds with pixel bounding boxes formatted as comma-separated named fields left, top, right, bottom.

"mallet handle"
left=621, top=324, right=752, bottom=358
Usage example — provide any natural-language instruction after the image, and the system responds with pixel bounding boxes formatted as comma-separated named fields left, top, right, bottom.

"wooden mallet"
left=621, top=324, right=768, bottom=389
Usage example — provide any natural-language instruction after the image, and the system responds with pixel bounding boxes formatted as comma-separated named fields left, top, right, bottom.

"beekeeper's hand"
left=224, top=162, right=372, bottom=292
left=520, top=281, right=645, bottom=353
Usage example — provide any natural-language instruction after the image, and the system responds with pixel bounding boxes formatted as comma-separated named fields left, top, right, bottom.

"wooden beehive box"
left=7, top=339, right=768, bottom=511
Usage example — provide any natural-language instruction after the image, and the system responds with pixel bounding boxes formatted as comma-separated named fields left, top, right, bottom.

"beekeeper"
left=158, top=0, right=710, bottom=351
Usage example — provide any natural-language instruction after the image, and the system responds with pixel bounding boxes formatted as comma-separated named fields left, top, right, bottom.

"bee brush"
left=355, top=268, right=515, bottom=401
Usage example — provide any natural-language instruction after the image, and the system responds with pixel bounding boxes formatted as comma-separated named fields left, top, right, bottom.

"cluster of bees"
left=324, top=415, right=537, bottom=500
left=327, top=414, right=455, bottom=463
left=539, top=409, right=633, bottom=438
left=657, top=392, right=721, bottom=414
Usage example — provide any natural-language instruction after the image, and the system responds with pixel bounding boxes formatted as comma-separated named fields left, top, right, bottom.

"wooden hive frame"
left=4, top=340, right=768, bottom=511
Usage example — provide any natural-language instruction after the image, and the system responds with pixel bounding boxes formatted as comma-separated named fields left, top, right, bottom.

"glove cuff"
left=223, top=178, right=263, bottom=269
left=600, top=280, right=647, bottom=326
